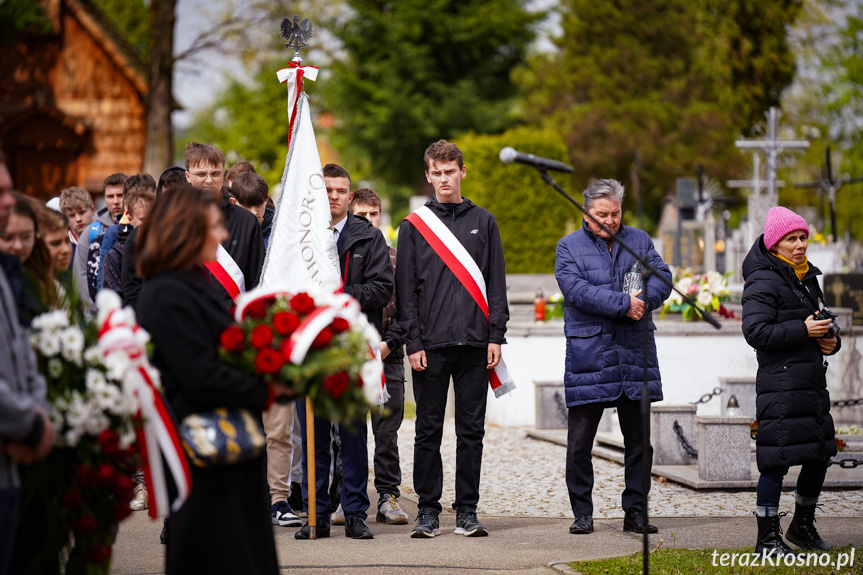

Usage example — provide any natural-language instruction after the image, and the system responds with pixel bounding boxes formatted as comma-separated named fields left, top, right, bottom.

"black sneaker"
left=455, top=509, right=488, bottom=537
left=272, top=501, right=302, bottom=527
left=410, top=508, right=440, bottom=538
left=288, top=482, right=304, bottom=513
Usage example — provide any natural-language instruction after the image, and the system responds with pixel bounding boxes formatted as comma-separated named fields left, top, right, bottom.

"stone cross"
left=733, top=108, right=808, bottom=245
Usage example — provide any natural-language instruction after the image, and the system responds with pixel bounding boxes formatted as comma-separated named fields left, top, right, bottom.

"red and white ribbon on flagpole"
left=97, top=304, right=192, bottom=519
left=277, top=59, right=319, bottom=146
left=404, top=206, right=516, bottom=398
left=204, top=244, right=246, bottom=302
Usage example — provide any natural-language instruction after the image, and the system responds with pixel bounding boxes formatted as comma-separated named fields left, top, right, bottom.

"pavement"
left=110, top=423, right=863, bottom=574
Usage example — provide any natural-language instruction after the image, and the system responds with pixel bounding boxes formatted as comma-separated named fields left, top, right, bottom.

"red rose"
left=93, top=462, right=116, bottom=487
left=331, top=317, right=350, bottom=333
left=323, top=371, right=350, bottom=398
left=220, top=326, right=245, bottom=352
left=254, top=348, right=284, bottom=374
left=72, top=515, right=101, bottom=533
left=356, top=375, right=364, bottom=388
left=114, top=503, right=133, bottom=521
left=84, top=543, right=112, bottom=564
left=113, top=474, right=137, bottom=498
left=75, top=464, right=91, bottom=486
left=245, top=299, right=269, bottom=319
left=273, top=311, right=301, bottom=335
left=250, top=325, right=274, bottom=349
left=61, top=488, right=84, bottom=510
left=311, top=328, right=333, bottom=349
left=290, top=293, right=316, bottom=315
left=98, top=429, right=120, bottom=455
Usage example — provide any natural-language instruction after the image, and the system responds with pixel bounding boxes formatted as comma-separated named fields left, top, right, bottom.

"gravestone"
left=823, top=273, right=863, bottom=326
left=651, top=404, right=697, bottom=465
left=534, top=381, right=568, bottom=429
left=696, top=415, right=753, bottom=481
left=719, top=378, right=757, bottom=418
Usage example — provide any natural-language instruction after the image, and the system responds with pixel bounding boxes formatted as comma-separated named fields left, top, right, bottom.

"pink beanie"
left=763, top=206, right=809, bottom=251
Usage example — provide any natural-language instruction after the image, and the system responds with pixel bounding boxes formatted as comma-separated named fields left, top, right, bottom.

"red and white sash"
left=204, top=244, right=246, bottom=302
left=404, top=206, right=515, bottom=398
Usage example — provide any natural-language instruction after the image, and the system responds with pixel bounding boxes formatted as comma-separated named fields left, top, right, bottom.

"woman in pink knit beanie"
left=739, top=205, right=841, bottom=557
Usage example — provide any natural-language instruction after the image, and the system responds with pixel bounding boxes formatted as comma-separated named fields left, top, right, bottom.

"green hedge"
left=456, top=128, right=576, bottom=273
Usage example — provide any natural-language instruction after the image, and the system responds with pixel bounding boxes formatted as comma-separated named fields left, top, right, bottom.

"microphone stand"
left=534, top=170, right=722, bottom=575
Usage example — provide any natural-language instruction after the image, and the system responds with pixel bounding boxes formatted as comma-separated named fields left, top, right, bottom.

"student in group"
left=91, top=174, right=156, bottom=299
left=60, top=186, right=102, bottom=316
left=102, top=182, right=156, bottom=299
left=231, top=172, right=274, bottom=249
left=0, top=193, right=63, bottom=324
left=96, top=173, right=127, bottom=226
left=349, top=188, right=409, bottom=525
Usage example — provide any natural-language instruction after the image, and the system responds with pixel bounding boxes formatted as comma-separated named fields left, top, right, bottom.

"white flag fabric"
left=260, top=79, right=340, bottom=291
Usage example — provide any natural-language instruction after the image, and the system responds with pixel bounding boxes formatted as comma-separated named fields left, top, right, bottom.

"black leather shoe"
left=623, top=509, right=658, bottom=534
left=294, top=520, right=331, bottom=539
left=569, top=514, right=594, bottom=534
left=345, top=516, right=374, bottom=539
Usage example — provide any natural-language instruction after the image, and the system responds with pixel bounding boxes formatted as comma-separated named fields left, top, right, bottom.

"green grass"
left=569, top=546, right=862, bottom=575
left=403, top=401, right=416, bottom=420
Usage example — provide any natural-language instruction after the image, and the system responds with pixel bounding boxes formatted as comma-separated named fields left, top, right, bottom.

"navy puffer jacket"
left=554, top=222, right=672, bottom=407
left=741, top=236, right=839, bottom=471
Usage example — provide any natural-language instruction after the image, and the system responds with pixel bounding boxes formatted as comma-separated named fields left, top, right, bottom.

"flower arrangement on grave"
left=220, top=287, right=384, bottom=424
left=545, top=291, right=565, bottom=321
left=660, top=268, right=734, bottom=321
left=24, top=290, right=147, bottom=575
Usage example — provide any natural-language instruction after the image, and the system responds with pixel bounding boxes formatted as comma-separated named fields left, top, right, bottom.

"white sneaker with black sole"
left=272, top=501, right=302, bottom=527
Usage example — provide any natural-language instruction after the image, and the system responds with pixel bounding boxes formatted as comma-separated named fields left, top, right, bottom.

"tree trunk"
left=144, top=0, right=176, bottom=176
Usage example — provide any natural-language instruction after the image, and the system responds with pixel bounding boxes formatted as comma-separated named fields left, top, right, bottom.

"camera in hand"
left=814, top=307, right=840, bottom=337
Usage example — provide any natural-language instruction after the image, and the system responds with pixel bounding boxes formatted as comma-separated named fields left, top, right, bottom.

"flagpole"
left=305, top=396, right=316, bottom=539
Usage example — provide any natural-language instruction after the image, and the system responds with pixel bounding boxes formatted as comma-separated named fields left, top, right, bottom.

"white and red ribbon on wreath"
left=276, top=59, right=319, bottom=147
left=96, top=300, right=192, bottom=519
left=235, top=286, right=388, bottom=405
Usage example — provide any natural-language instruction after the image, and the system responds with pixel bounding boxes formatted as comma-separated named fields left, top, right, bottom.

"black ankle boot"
left=786, top=503, right=830, bottom=551
left=755, top=513, right=797, bottom=557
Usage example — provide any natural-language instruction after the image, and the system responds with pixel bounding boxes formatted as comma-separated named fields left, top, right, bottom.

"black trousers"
left=756, top=459, right=830, bottom=508
left=371, top=361, right=406, bottom=501
left=412, top=346, right=488, bottom=514
left=566, top=396, right=652, bottom=517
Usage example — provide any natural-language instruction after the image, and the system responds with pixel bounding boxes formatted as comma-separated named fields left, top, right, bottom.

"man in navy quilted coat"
left=554, top=179, right=671, bottom=536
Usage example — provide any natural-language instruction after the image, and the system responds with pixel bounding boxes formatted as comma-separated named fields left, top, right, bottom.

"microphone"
left=499, top=147, right=573, bottom=173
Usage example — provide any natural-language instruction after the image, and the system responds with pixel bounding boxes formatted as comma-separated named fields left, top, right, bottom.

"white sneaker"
left=330, top=504, right=345, bottom=525
left=130, top=484, right=148, bottom=511
left=272, top=501, right=302, bottom=527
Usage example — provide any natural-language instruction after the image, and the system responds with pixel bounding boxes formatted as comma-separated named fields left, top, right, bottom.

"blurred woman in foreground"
left=136, top=183, right=293, bottom=575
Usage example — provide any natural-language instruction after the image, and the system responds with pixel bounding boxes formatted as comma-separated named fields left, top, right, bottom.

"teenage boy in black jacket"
left=396, top=140, right=508, bottom=539
left=294, top=164, right=393, bottom=541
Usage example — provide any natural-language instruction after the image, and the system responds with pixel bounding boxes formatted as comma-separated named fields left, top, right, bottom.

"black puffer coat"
left=741, top=236, right=839, bottom=471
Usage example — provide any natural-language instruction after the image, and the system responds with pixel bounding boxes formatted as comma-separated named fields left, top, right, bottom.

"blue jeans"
left=296, top=407, right=370, bottom=521
left=756, top=459, right=830, bottom=508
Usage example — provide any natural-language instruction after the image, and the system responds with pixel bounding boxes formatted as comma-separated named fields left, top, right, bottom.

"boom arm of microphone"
left=499, top=155, right=721, bottom=330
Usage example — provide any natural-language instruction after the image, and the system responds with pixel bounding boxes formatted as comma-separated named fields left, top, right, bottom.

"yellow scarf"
left=772, top=251, right=809, bottom=281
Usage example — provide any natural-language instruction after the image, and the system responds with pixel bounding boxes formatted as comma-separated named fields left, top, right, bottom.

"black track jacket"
left=395, top=197, right=508, bottom=355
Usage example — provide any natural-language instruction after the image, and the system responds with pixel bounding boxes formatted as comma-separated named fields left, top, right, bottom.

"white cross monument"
left=733, top=107, right=809, bottom=245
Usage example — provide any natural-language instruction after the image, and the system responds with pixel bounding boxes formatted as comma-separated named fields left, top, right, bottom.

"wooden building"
left=0, top=0, right=147, bottom=200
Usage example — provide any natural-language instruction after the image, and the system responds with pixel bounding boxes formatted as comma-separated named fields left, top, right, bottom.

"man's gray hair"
left=583, top=179, right=625, bottom=211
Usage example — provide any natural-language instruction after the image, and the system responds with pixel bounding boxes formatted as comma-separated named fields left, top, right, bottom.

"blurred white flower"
left=119, top=430, right=136, bottom=450
left=48, top=358, right=63, bottom=379
left=39, top=333, right=62, bottom=357
left=697, top=290, right=713, bottom=307
left=32, top=310, right=69, bottom=332
left=84, top=346, right=101, bottom=364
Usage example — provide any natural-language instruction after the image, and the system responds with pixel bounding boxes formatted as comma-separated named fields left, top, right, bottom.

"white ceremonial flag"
left=261, top=62, right=340, bottom=291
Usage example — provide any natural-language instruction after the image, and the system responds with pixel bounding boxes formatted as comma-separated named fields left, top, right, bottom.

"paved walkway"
left=111, top=423, right=863, bottom=574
